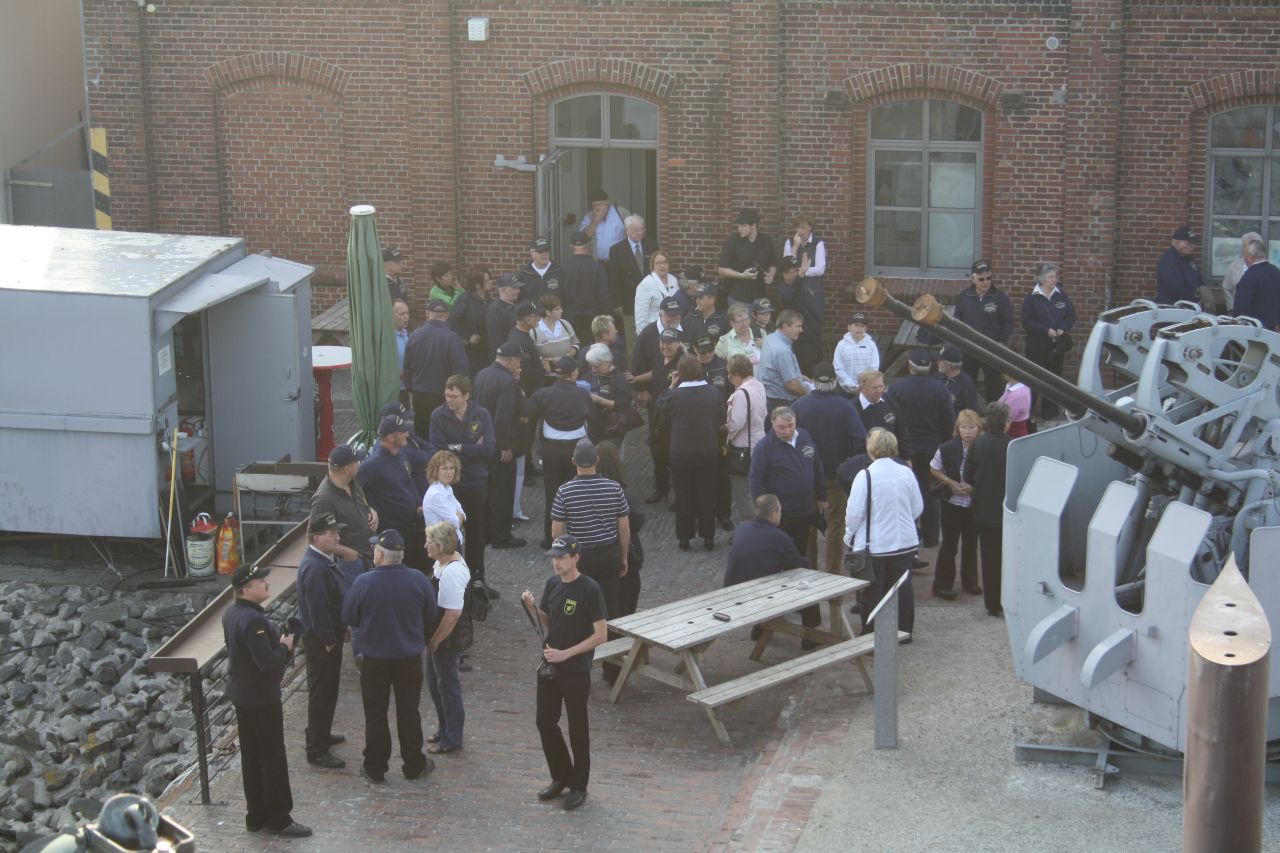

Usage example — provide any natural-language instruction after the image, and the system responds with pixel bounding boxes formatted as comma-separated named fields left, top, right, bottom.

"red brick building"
left=81, top=1, right=1280, bottom=345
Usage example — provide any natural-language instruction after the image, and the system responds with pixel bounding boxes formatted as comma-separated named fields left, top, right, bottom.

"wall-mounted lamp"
left=823, top=88, right=851, bottom=111
left=467, top=18, right=490, bottom=42
left=136, top=0, right=156, bottom=12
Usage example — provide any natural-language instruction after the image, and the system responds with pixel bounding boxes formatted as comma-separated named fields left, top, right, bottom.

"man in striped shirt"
left=550, top=439, right=631, bottom=683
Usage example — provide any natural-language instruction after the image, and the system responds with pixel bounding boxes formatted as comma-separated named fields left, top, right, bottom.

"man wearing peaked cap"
left=718, top=207, right=776, bottom=306
left=1156, top=225, right=1207, bottom=307
left=833, top=311, right=880, bottom=395
left=357, top=416, right=429, bottom=571
left=310, top=444, right=378, bottom=592
left=517, top=236, right=562, bottom=302
left=296, top=513, right=349, bottom=770
left=473, top=340, right=531, bottom=549
left=884, top=349, right=955, bottom=550
left=486, top=272, right=525, bottom=360
left=506, top=299, right=547, bottom=396
left=221, top=561, right=312, bottom=837
left=383, top=247, right=408, bottom=305
left=529, top=352, right=593, bottom=548
left=683, top=282, right=728, bottom=348
left=404, top=285, right=470, bottom=436
left=561, top=229, right=613, bottom=335
left=936, top=344, right=979, bottom=417
left=949, top=258, right=1013, bottom=402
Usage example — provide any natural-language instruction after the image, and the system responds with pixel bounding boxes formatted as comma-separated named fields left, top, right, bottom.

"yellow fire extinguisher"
left=215, top=511, right=242, bottom=575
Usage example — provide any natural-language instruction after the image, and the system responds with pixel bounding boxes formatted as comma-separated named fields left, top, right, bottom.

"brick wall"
left=81, top=0, right=1280, bottom=354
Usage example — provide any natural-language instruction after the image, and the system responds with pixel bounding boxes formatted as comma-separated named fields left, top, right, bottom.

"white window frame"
left=550, top=93, right=658, bottom=151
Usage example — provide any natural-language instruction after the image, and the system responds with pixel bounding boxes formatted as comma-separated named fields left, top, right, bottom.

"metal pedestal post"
left=189, top=672, right=211, bottom=805
left=873, top=593, right=898, bottom=749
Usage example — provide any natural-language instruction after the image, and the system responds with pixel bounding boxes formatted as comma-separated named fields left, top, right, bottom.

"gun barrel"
left=856, top=277, right=1145, bottom=438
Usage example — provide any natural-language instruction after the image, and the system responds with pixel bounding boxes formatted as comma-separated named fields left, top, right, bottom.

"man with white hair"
left=607, top=213, right=655, bottom=346
left=1222, top=231, right=1264, bottom=311
left=1233, top=238, right=1280, bottom=331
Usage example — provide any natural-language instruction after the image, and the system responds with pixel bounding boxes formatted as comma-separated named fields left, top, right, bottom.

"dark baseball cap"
left=751, top=298, right=773, bottom=314
left=382, top=247, right=405, bottom=263
left=1172, top=226, right=1199, bottom=243
left=908, top=349, right=934, bottom=368
left=496, top=341, right=522, bottom=358
left=379, top=401, right=407, bottom=418
left=569, top=230, right=590, bottom=246
left=496, top=272, right=522, bottom=290
left=554, top=355, right=579, bottom=375
left=849, top=311, right=868, bottom=324
left=515, top=300, right=539, bottom=318
left=939, top=344, right=964, bottom=364
left=328, top=444, right=358, bottom=467
left=778, top=256, right=799, bottom=273
left=546, top=534, right=580, bottom=557
left=812, top=361, right=837, bottom=383
left=426, top=297, right=449, bottom=313
left=659, top=327, right=682, bottom=343
left=694, top=282, right=717, bottom=298
left=971, top=259, right=992, bottom=275
left=378, top=414, right=410, bottom=437
left=530, top=237, right=551, bottom=252
left=660, top=297, right=683, bottom=315
left=308, top=512, right=346, bottom=534
left=231, top=563, right=270, bottom=589
left=572, top=438, right=598, bottom=467
left=694, top=335, right=715, bottom=353
left=735, top=208, right=760, bottom=225
left=376, top=529, right=405, bottom=551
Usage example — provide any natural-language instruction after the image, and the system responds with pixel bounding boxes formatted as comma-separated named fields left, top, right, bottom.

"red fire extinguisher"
left=215, top=512, right=242, bottom=575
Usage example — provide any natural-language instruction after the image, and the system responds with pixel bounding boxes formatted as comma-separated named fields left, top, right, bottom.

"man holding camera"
left=520, top=535, right=607, bottom=811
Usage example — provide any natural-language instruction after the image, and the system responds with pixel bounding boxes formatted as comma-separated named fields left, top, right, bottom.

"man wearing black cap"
left=517, top=237, right=562, bottom=302
left=531, top=357, right=594, bottom=548
left=507, top=300, right=548, bottom=395
left=750, top=298, right=775, bottom=337
left=936, top=345, right=979, bottom=416
left=632, top=324, right=687, bottom=503
left=683, top=282, right=729, bottom=347
left=358, top=415, right=428, bottom=570
left=296, top=513, right=348, bottom=769
left=404, top=297, right=469, bottom=436
left=1156, top=226, right=1207, bottom=306
left=342, top=529, right=439, bottom=783
left=384, top=247, right=408, bottom=305
left=885, top=350, right=956, bottom=549
left=221, top=563, right=310, bottom=837
left=561, top=230, right=614, bottom=334
left=428, top=374, right=496, bottom=593
left=951, top=259, right=1014, bottom=403
left=693, top=336, right=735, bottom=531
left=632, top=296, right=686, bottom=386
left=310, top=444, right=378, bottom=590
left=474, top=342, right=530, bottom=549
left=718, top=208, right=777, bottom=306
left=487, top=273, right=524, bottom=359
left=520, top=535, right=608, bottom=812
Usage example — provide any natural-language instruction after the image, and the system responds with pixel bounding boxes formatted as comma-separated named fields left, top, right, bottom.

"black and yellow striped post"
left=90, top=128, right=111, bottom=230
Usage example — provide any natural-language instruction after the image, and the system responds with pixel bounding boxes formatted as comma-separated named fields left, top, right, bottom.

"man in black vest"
left=474, top=342, right=529, bottom=549
left=561, top=230, right=614, bottom=335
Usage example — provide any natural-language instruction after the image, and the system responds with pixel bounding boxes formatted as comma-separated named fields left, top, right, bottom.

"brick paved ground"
left=162, top=373, right=941, bottom=851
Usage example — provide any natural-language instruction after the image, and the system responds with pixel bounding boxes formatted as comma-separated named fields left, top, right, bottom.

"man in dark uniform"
left=531, top=356, right=593, bottom=549
left=310, top=444, right=377, bottom=591
left=221, top=564, right=311, bottom=837
left=474, top=342, right=529, bottom=549
left=507, top=300, right=547, bottom=396
left=694, top=335, right=734, bottom=531
left=357, top=415, right=427, bottom=570
left=1156, top=225, right=1206, bottom=306
left=403, top=297, right=469, bottom=436
left=885, top=350, right=956, bottom=549
left=717, top=208, right=777, bottom=307
left=486, top=273, right=524, bottom=359
left=517, top=237, right=562, bottom=302
left=853, top=370, right=907, bottom=455
left=428, top=373, right=497, bottom=595
left=936, top=344, right=979, bottom=416
left=296, top=513, right=348, bottom=770
left=606, top=214, right=656, bottom=347
left=341, top=529, right=439, bottom=784
left=951, top=259, right=1014, bottom=402
left=383, top=247, right=408, bottom=305
left=632, top=296, right=686, bottom=376
left=632, top=325, right=686, bottom=503
left=561, top=230, right=613, bottom=335
left=521, top=535, right=608, bottom=812
left=683, top=283, right=729, bottom=346
left=751, top=297, right=775, bottom=337
left=724, top=494, right=810, bottom=586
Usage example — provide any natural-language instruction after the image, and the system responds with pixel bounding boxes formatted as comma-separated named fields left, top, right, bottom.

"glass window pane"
left=873, top=210, right=921, bottom=267
left=870, top=100, right=923, bottom=141
left=928, top=212, right=975, bottom=269
left=1211, top=107, right=1267, bottom=149
left=1271, top=231, right=1280, bottom=266
left=929, top=152, right=976, bottom=208
left=873, top=150, right=922, bottom=207
left=554, top=96, right=601, bottom=139
left=1272, top=155, right=1280, bottom=206
left=1212, top=156, right=1264, bottom=215
left=929, top=100, right=982, bottom=142
left=608, top=96, right=657, bottom=141
left=1209, top=218, right=1261, bottom=278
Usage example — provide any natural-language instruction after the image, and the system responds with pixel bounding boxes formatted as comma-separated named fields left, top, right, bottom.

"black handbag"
left=726, top=388, right=752, bottom=475
left=845, top=469, right=874, bottom=582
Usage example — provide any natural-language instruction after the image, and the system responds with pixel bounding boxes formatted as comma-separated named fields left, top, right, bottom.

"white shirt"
left=578, top=204, right=629, bottom=261
left=833, top=332, right=880, bottom=391
left=634, top=272, right=680, bottom=330
left=433, top=557, right=470, bottom=611
left=423, top=482, right=466, bottom=546
left=844, top=457, right=923, bottom=555
left=783, top=236, right=827, bottom=277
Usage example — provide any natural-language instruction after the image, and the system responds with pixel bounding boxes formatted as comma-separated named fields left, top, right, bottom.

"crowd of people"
left=219, top=210, right=1269, bottom=835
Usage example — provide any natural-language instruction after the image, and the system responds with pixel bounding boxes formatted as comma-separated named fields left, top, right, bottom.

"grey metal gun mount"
left=857, top=277, right=1280, bottom=752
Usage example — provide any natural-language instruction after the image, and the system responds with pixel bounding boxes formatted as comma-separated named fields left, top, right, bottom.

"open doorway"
left=540, top=94, right=659, bottom=261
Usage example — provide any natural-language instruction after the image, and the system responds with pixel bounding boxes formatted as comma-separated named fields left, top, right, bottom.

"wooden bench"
left=685, top=631, right=906, bottom=710
left=593, top=637, right=634, bottom=664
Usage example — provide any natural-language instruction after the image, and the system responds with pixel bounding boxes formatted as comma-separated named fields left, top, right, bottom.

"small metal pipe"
left=1183, top=558, right=1270, bottom=852
left=856, top=278, right=1146, bottom=437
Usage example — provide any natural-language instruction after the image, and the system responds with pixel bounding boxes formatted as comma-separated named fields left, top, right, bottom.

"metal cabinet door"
left=206, top=289, right=311, bottom=502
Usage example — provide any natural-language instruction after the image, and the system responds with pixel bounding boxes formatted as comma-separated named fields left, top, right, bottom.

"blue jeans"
left=426, top=646, right=464, bottom=750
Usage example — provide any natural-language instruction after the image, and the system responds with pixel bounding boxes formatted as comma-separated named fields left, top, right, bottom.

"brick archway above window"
left=842, top=63, right=1003, bottom=110
left=521, top=59, right=674, bottom=102
left=1187, top=69, right=1280, bottom=112
left=203, top=52, right=350, bottom=97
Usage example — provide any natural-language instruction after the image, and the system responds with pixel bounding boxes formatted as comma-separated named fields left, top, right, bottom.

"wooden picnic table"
left=604, top=568, right=884, bottom=746
left=311, top=297, right=350, bottom=345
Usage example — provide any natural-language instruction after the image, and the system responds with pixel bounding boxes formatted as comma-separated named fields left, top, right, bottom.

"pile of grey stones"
left=0, top=581, right=217, bottom=843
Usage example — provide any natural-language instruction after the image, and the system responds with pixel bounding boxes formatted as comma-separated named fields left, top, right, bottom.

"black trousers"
left=934, top=501, right=978, bottom=593
left=488, top=456, right=517, bottom=543
left=648, top=420, right=671, bottom=496
left=672, top=464, right=717, bottom=542
left=715, top=449, right=732, bottom=521
left=455, top=483, right=488, bottom=584
left=619, top=566, right=641, bottom=618
left=302, top=634, right=343, bottom=759
left=579, top=541, right=623, bottom=682
left=411, top=391, right=444, bottom=437
left=859, top=550, right=916, bottom=635
left=234, top=701, right=294, bottom=831
left=1025, top=346, right=1065, bottom=419
left=359, top=654, right=426, bottom=777
left=536, top=669, right=592, bottom=791
left=542, top=437, right=580, bottom=543
left=909, top=453, right=941, bottom=548
left=977, top=522, right=1003, bottom=615
left=962, top=357, right=1004, bottom=405
left=401, top=517, right=429, bottom=572
left=778, top=514, right=821, bottom=628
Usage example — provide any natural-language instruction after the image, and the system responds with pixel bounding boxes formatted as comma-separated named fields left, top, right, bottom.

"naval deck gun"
left=857, top=277, right=1280, bottom=753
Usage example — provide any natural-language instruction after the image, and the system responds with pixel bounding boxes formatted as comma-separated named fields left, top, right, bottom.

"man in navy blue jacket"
left=296, top=513, right=348, bottom=769
left=1232, top=238, right=1280, bottom=330
left=724, top=494, right=810, bottom=586
left=749, top=406, right=828, bottom=564
left=951, top=259, right=1014, bottom=401
left=885, top=350, right=955, bottom=548
left=342, top=529, right=439, bottom=784
left=358, top=415, right=427, bottom=570
left=1155, top=226, right=1206, bottom=306
left=404, top=298, right=470, bottom=435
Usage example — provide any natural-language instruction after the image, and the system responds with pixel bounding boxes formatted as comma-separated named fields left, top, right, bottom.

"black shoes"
left=703, top=538, right=714, bottom=551
left=932, top=587, right=957, bottom=601
left=483, top=584, right=502, bottom=599
left=718, top=517, right=735, bottom=531
left=644, top=492, right=666, bottom=504
left=325, top=734, right=346, bottom=746
left=539, top=539, right=553, bottom=550
left=361, top=766, right=386, bottom=784
left=307, top=751, right=345, bottom=769
left=963, top=584, right=984, bottom=595
left=988, top=608, right=1004, bottom=618
left=264, top=822, right=313, bottom=838
left=678, top=540, right=690, bottom=551
left=912, top=558, right=931, bottom=570
left=563, top=789, right=588, bottom=811
left=404, top=758, right=436, bottom=780
left=459, top=655, right=473, bottom=672
left=537, top=781, right=567, bottom=801
left=491, top=537, right=526, bottom=549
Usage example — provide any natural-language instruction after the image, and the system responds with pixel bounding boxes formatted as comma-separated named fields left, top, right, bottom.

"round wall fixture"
left=1046, top=36, right=1061, bottom=50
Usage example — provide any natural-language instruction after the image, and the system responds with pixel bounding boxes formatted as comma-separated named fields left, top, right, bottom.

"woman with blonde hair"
left=422, top=450, right=465, bottom=547
left=715, top=302, right=764, bottom=365
left=928, top=409, right=982, bottom=600
left=424, top=521, right=469, bottom=754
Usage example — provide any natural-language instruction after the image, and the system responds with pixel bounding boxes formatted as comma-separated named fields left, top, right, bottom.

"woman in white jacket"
left=633, top=250, right=680, bottom=332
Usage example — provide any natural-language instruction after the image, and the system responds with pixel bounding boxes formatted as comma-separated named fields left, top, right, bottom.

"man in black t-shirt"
left=717, top=208, right=776, bottom=306
left=520, top=535, right=607, bottom=812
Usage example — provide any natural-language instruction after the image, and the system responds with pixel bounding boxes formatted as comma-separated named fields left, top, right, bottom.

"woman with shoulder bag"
left=424, top=521, right=470, bottom=755
left=725, top=354, right=766, bottom=476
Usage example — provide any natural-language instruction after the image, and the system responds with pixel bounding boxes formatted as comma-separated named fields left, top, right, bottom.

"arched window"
left=867, top=99, right=983, bottom=277
left=551, top=94, right=658, bottom=147
left=1206, top=105, right=1280, bottom=277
